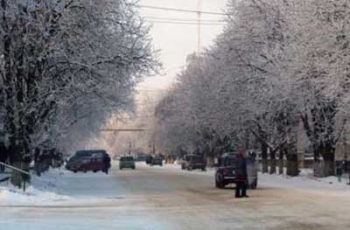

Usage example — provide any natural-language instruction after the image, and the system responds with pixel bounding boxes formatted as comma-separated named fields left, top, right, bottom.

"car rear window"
left=190, top=156, right=202, bottom=162
left=121, top=157, right=134, bottom=161
left=224, top=157, right=237, bottom=167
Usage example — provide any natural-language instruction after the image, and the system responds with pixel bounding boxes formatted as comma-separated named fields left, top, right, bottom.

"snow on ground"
left=0, top=166, right=124, bottom=205
left=260, top=168, right=350, bottom=191
left=0, top=184, right=72, bottom=204
left=1, top=161, right=350, bottom=206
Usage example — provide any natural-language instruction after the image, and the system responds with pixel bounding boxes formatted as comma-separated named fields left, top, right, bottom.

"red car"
left=66, top=150, right=111, bottom=174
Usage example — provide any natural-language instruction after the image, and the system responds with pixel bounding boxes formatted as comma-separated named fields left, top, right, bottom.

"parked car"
left=215, top=153, right=258, bottom=189
left=181, top=155, right=206, bottom=171
left=66, top=150, right=110, bottom=174
left=150, top=155, right=163, bottom=166
left=119, top=156, right=135, bottom=170
left=135, top=153, right=148, bottom=162
left=145, top=155, right=153, bottom=164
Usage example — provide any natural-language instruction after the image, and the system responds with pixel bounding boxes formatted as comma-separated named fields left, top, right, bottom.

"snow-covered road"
left=1, top=162, right=350, bottom=229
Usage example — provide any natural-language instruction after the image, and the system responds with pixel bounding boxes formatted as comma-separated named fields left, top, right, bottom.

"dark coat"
left=235, top=154, right=247, bottom=182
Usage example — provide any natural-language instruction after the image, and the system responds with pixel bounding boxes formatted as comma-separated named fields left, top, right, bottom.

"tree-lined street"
left=2, top=0, right=350, bottom=229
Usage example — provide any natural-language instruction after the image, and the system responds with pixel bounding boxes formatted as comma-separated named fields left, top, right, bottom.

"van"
left=66, top=150, right=110, bottom=174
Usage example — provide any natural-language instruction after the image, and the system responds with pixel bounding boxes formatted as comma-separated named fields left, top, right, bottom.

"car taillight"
left=223, top=168, right=230, bottom=176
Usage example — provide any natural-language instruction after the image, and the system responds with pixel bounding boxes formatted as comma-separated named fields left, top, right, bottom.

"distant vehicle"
left=135, top=153, right=148, bottom=162
left=145, top=155, right=153, bottom=164
left=66, top=150, right=111, bottom=174
left=215, top=153, right=258, bottom=189
left=181, top=155, right=206, bottom=171
left=150, top=155, right=163, bottom=166
left=119, top=156, right=136, bottom=170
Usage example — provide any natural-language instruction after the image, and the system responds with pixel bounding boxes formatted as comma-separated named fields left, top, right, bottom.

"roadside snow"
left=260, top=168, right=350, bottom=191
left=0, top=166, right=123, bottom=205
left=0, top=185, right=72, bottom=204
left=0, top=168, right=73, bottom=205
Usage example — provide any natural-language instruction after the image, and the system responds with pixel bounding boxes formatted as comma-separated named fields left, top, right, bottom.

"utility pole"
left=197, top=0, right=202, bottom=53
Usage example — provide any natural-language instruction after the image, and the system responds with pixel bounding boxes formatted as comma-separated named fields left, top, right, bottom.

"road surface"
left=2, top=163, right=350, bottom=230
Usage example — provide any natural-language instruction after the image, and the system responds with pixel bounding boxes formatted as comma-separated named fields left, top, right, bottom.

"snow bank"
left=259, top=168, right=350, bottom=191
left=0, top=185, right=72, bottom=204
left=0, top=166, right=125, bottom=206
left=0, top=168, right=74, bottom=205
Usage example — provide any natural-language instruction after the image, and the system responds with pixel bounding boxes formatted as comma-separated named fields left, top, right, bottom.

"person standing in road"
left=103, top=154, right=111, bottom=174
left=235, top=148, right=249, bottom=198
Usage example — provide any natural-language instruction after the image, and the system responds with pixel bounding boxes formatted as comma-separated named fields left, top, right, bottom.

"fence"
left=0, top=162, right=31, bottom=191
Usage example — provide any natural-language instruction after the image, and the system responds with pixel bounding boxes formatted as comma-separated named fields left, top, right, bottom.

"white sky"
left=137, top=0, right=228, bottom=91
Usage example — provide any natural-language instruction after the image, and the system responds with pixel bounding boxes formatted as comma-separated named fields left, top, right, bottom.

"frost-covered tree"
left=153, top=0, right=350, bottom=177
left=0, top=0, right=157, bottom=186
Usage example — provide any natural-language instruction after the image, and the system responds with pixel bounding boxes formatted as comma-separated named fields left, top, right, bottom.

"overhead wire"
left=144, top=16, right=225, bottom=23
left=138, top=5, right=226, bottom=16
left=145, top=20, right=225, bottom=26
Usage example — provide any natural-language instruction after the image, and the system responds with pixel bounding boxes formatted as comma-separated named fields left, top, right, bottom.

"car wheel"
left=202, top=167, right=206, bottom=171
left=119, top=167, right=122, bottom=170
left=188, top=166, right=192, bottom=171
left=132, top=166, right=135, bottom=170
left=93, top=170, right=97, bottom=173
left=73, top=170, right=77, bottom=173
left=181, top=164, right=185, bottom=170
left=215, top=173, right=225, bottom=189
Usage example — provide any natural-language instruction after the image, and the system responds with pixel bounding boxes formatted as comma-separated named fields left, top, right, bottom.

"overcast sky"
left=137, top=0, right=228, bottom=91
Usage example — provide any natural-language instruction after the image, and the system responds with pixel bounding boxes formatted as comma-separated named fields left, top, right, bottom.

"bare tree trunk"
left=270, top=149, right=276, bottom=174
left=323, top=161, right=335, bottom=176
left=279, top=149, right=284, bottom=175
left=313, top=142, right=335, bottom=177
left=11, top=162, right=23, bottom=188
left=262, top=143, right=268, bottom=173
left=323, top=142, right=335, bottom=176
left=287, top=153, right=299, bottom=176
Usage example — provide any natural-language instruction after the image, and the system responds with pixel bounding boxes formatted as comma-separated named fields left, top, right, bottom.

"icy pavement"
left=1, top=162, right=350, bottom=229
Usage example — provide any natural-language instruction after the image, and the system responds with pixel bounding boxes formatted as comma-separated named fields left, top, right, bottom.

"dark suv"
left=181, top=155, right=206, bottom=171
left=150, top=155, right=163, bottom=166
left=215, top=153, right=258, bottom=189
left=119, top=156, right=135, bottom=170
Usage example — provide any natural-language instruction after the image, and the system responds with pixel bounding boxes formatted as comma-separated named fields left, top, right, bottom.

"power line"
left=145, top=20, right=225, bottom=26
left=138, top=5, right=226, bottom=16
left=144, top=16, right=225, bottom=23
left=101, top=128, right=146, bottom=132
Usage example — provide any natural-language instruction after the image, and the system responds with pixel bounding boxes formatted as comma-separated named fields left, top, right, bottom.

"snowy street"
left=1, top=163, right=350, bottom=230
left=2, top=0, right=350, bottom=229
